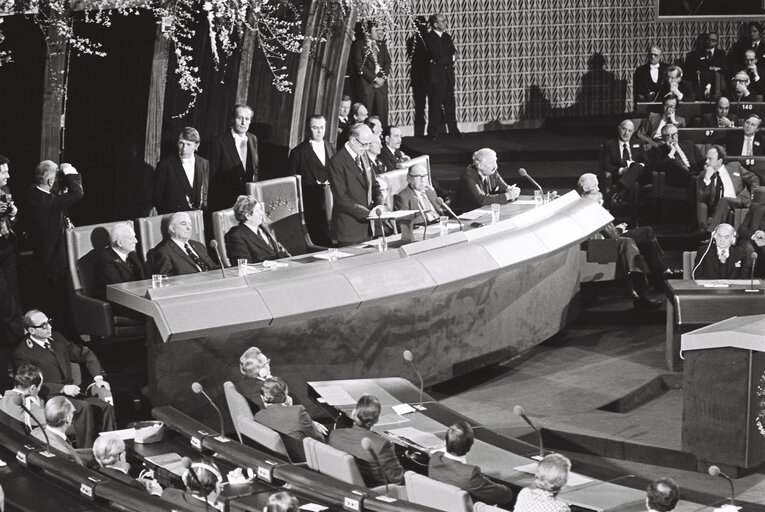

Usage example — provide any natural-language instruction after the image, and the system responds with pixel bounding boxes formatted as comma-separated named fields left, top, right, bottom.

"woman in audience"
left=162, top=459, right=223, bottom=512
left=264, top=491, right=299, bottom=512
left=514, top=453, right=572, bottom=512
left=254, top=377, right=324, bottom=462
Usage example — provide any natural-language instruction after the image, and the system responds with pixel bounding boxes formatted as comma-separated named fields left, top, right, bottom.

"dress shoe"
left=630, top=290, right=662, bottom=310
left=448, top=131, right=464, bottom=137
left=662, top=268, right=684, bottom=279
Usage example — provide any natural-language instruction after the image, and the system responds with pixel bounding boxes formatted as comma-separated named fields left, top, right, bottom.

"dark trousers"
left=356, top=82, right=389, bottom=127
left=0, top=238, right=22, bottom=389
left=623, top=226, right=667, bottom=276
left=699, top=196, right=746, bottom=232
left=70, top=396, right=116, bottom=448
left=411, top=77, right=428, bottom=136
left=302, top=184, right=331, bottom=247
left=427, top=81, right=458, bottom=137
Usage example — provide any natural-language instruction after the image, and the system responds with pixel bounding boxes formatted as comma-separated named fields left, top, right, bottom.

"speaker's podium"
left=681, top=314, right=765, bottom=476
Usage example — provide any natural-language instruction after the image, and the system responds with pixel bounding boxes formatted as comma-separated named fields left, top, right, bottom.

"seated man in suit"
left=656, top=65, right=696, bottom=102
left=731, top=70, right=760, bottom=103
left=0, top=364, right=45, bottom=431
left=93, top=434, right=162, bottom=495
left=697, top=145, right=760, bottom=233
left=162, top=459, right=223, bottom=512
left=638, top=94, right=685, bottom=144
left=225, top=195, right=289, bottom=265
left=254, top=377, right=324, bottom=462
left=235, top=346, right=281, bottom=411
left=695, top=96, right=736, bottom=128
left=93, top=223, right=144, bottom=317
left=152, top=127, right=209, bottom=214
left=694, top=223, right=751, bottom=279
left=727, top=114, right=764, bottom=156
left=743, top=49, right=765, bottom=97
left=600, top=119, right=651, bottom=221
left=646, top=477, right=680, bottom=512
left=148, top=212, right=218, bottom=276
left=645, top=123, right=704, bottom=189
left=378, top=125, right=410, bottom=171
left=514, top=453, right=572, bottom=512
left=367, top=135, right=391, bottom=174
left=429, top=421, right=513, bottom=508
left=329, top=394, right=404, bottom=488
left=394, top=164, right=444, bottom=224
left=31, top=396, right=94, bottom=466
left=737, top=188, right=765, bottom=277
left=452, top=148, right=520, bottom=214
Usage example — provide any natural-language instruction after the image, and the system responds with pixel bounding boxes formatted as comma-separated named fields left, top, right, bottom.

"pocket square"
left=735, top=260, right=742, bottom=267
left=733, top=172, right=740, bottom=177
left=756, top=141, right=761, bottom=146
left=632, top=144, right=640, bottom=148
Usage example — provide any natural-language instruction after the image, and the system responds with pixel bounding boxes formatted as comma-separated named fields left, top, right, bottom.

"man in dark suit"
left=14, top=309, right=115, bottom=449
left=0, top=156, right=21, bottom=391
left=337, top=96, right=352, bottom=141
left=697, top=145, right=760, bottom=232
left=730, top=71, right=760, bottom=106
left=694, top=223, right=751, bottom=279
left=338, top=103, right=368, bottom=149
left=727, top=114, right=765, bottom=156
left=93, top=223, right=144, bottom=304
left=207, top=105, right=258, bottom=213
left=429, top=422, right=513, bottom=508
left=425, top=13, right=460, bottom=140
left=645, top=123, right=704, bottom=189
left=600, top=119, right=650, bottom=220
left=633, top=45, right=668, bottom=103
left=235, top=346, right=279, bottom=412
left=328, top=123, right=384, bottom=246
left=696, top=96, right=737, bottom=128
left=394, top=164, right=444, bottom=224
left=638, top=95, right=686, bottom=144
left=407, top=16, right=430, bottom=137
left=93, top=434, right=162, bottom=494
left=378, top=126, right=410, bottom=171
left=737, top=189, right=765, bottom=277
left=329, top=394, right=404, bottom=488
left=147, top=211, right=217, bottom=276
left=31, top=396, right=93, bottom=466
left=289, top=115, right=335, bottom=246
left=351, top=23, right=391, bottom=127
left=729, top=22, right=765, bottom=76
left=452, top=148, right=520, bottom=214
left=743, top=49, right=765, bottom=98
left=225, top=195, right=289, bottom=265
left=686, top=32, right=727, bottom=101
left=657, top=65, right=697, bottom=102
left=153, top=127, right=209, bottom=214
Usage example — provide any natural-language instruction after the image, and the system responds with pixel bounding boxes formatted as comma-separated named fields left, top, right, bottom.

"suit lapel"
left=169, top=240, right=198, bottom=269
left=223, top=133, right=242, bottom=170
left=172, top=157, right=193, bottom=196
left=244, top=225, right=276, bottom=257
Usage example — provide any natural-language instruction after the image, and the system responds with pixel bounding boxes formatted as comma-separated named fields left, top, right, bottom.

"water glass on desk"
left=534, top=190, right=543, bottom=206
left=491, top=203, right=500, bottom=223
left=439, top=216, right=449, bottom=236
left=151, top=274, right=166, bottom=288
left=237, top=258, right=247, bottom=276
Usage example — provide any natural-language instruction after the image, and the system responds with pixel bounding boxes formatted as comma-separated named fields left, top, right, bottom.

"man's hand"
left=720, top=117, right=734, bottom=128
left=93, top=376, right=110, bottom=391
left=142, top=478, right=163, bottom=496
left=615, top=222, right=628, bottom=233
left=505, top=185, right=520, bottom=201
left=62, top=385, right=80, bottom=397
left=373, top=77, right=385, bottom=88
left=371, top=205, right=386, bottom=217
left=313, top=421, right=329, bottom=436
left=60, top=163, right=78, bottom=175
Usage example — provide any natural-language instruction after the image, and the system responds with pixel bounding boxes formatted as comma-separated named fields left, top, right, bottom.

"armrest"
left=70, top=291, right=115, bottom=338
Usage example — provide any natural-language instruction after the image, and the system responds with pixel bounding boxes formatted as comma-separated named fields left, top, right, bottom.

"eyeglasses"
left=410, top=174, right=429, bottom=179
left=353, top=137, right=371, bottom=148
left=32, top=318, right=52, bottom=329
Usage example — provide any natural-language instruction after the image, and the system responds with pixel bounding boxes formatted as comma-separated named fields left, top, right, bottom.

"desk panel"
left=339, top=257, right=438, bottom=304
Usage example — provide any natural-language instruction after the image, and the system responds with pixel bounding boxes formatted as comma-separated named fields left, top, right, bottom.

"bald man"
left=599, top=119, right=650, bottom=222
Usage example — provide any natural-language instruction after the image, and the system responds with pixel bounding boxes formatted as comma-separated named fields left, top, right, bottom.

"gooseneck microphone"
left=414, top=198, right=428, bottom=240
left=18, top=400, right=53, bottom=457
left=209, top=240, right=227, bottom=278
left=518, top=168, right=543, bottom=194
left=513, top=405, right=544, bottom=459
left=402, top=350, right=424, bottom=407
left=191, top=382, right=226, bottom=440
left=181, top=457, right=211, bottom=512
left=437, top=197, right=464, bottom=231
left=708, top=465, right=736, bottom=506
left=746, top=252, right=760, bottom=293
left=361, top=437, right=389, bottom=494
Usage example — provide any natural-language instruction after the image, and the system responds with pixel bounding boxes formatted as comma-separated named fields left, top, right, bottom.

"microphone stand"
left=746, top=253, right=761, bottom=293
left=439, top=199, right=463, bottom=231
left=19, top=401, right=54, bottom=457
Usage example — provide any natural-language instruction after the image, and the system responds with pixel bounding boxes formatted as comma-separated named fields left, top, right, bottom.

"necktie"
left=710, top=172, right=724, bottom=213
left=745, top=137, right=753, bottom=157
left=719, top=249, right=729, bottom=263
left=673, top=144, right=690, bottom=170
left=707, top=50, right=713, bottom=59
left=258, top=228, right=276, bottom=255
left=482, top=178, right=490, bottom=194
left=622, top=143, right=630, bottom=161
left=184, top=243, right=211, bottom=272
left=44, top=340, right=51, bottom=350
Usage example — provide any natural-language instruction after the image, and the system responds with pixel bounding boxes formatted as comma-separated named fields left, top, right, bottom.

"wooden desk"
left=664, top=280, right=765, bottom=371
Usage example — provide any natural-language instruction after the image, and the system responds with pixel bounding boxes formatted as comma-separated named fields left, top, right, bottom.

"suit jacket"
left=13, top=331, right=104, bottom=398
left=726, top=133, right=765, bottom=156
left=93, top=248, right=145, bottom=300
left=329, top=425, right=404, bottom=487
left=350, top=37, right=391, bottom=90
left=224, top=223, right=289, bottom=264
left=738, top=202, right=765, bottom=240
left=633, top=62, right=668, bottom=102
left=152, top=154, right=209, bottom=214
left=378, top=145, right=405, bottom=172
left=235, top=377, right=265, bottom=412
left=31, top=427, right=85, bottom=466
left=657, top=80, right=697, bottom=102
left=98, top=466, right=149, bottom=492
left=639, top=113, right=686, bottom=141
left=207, top=131, right=258, bottom=212
left=147, top=238, right=218, bottom=276
left=428, top=452, right=513, bottom=507
left=646, top=140, right=704, bottom=187
left=697, top=162, right=759, bottom=208
left=696, top=112, right=738, bottom=128
left=24, top=174, right=84, bottom=271
left=694, top=243, right=751, bottom=279
left=254, top=404, right=321, bottom=461
left=289, top=138, right=335, bottom=185
left=425, top=31, right=457, bottom=86
left=452, top=167, right=510, bottom=213
left=686, top=48, right=727, bottom=92
left=599, top=139, right=646, bottom=176
left=0, top=390, right=45, bottom=428
left=393, top=186, right=445, bottom=221
left=328, top=147, right=383, bottom=244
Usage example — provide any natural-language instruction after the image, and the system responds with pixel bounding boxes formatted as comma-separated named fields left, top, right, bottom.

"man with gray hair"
left=148, top=211, right=217, bottom=276
left=645, top=477, right=679, bottom=512
left=452, top=148, right=519, bottom=214
left=94, top=223, right=144, bottom=301
left=153, top=126, right=209, bottom=214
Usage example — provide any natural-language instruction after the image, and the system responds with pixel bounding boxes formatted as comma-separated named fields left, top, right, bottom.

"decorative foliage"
left=756, top=371, right=765, bottom=438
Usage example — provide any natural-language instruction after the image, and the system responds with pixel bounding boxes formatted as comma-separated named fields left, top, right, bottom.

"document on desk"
left=385, top=427, right=445, bottom=451
left=458, top=209, right=490, bottom=220
left=98, top=427, right=135, bottom=440
left=695, top=279, right=762, bottom=287
left=513, top=462, right=591, bottom=487
left=366, top=210, right=418, bottom=220
left=313, top=251, right=355, bottom=260
left=313, top=385, right=356, bottom=406
left=376, top=413, right=410, bottom=427
left=145, top=453, right=186, bottom=477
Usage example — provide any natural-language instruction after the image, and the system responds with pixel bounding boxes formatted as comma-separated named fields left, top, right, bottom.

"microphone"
left=746, top=252, right=760, bottom=293
left=518, top=168, right=543, bottom=194
left=191, top=382, right=226, bottom=440
left=437, top=198, right=463, bottom=231
left=708, top=465, right=736, bottom=506
left=402, top=350, right=424, bottom=408
left=181, top=457, right=211, bottom=512
left=361, top=437, right=389, bottom=495
left=209, top=240, right=227, bottom=278
left=18, top=400, right=53, bottom=457
left=513, top=405, right=544, bottom=460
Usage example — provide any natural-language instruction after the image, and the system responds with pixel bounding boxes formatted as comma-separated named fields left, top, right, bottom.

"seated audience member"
left=0, top=364, right=45, bottom=430
left=265, top=491, right=299, bottom=512
left=236, top=346, right=279, bottom=411
left=379, top=126, right=410, bottom=171
left=729, top=22, right=765, bottom=72
left=514, top=453, right=572, bottom=512
left=225, top=195, right=289, bottom=265
left=638, top=95, right=685, bottom=144
left=646, top=123, right=704, bottom=189
left=697, top=145, right=759, bottom=233
left=367, top=135, right=391, bottom=174
left=153, top=127, right=209, bottom=214
left=162, top=459, right=223, bottom=512
left=337, top=95, right=352, bottom=139
left=695, top=96, right=736, bottom=128
left=743, top=49, right=765, bottom=98
left=31, top=396, right=93, bottom=466
left=429, top=421, right=513, bottom=508
left=148, top=211, right=217, bottom=276
left=394, top=164, right=444, bottom=224
left=633, top=45, right=668, bottom=103
left=694, top=223, right=751, bottom=279
left=93, top=434, right=162, bottom=495
left=329, top=394, right=404, bottom=487
left=254, top=377, right=324, bottom=462
left=600, top=119, right=650, bottom=219
left=93, top=223, right=145, bottom=311
left=731, top=70, right=759, bottom=103
left=365, top=116, right=383, bottom=138
left=337, top=102, right=368, bottom=148
left=452, top=148, right=520, bottom=214
left=686, top=31, right=726, bottom=101
left=657, top=65, right=696, bottom=102
left=14, top=309, right=115, bottom=448
left=726, top=114, right=765, bottom=156
left=737, top=188, right=765, bottom=276
left=645, top=477, right=680, bottom=512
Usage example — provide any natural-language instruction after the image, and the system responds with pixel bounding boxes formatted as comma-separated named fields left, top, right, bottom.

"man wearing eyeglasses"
left=13, top=309, right=115, bottom=448
left=686, top=32, right=727, bottom=101
left=328, top=123, right=385, bottom=246
left=693, top=223, right=751, bottom=279
left=633, top=45, right=668, bottom=103
left=394, top=164, right=444, bottom=224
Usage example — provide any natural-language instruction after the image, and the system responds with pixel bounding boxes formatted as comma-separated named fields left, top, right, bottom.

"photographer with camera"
left=0, top=155, right=21, bottom=390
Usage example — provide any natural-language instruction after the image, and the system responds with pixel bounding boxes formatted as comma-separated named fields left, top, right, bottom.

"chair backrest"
left=212, top=209, right=238, bottom=267
left=66, top=220, right=135, bottom=294
left=222, top=381, right=254, bottom=443
left=683, top=250, right=699, bottom=279
left=303, top=437, right=320, bottom=471
left=404, top=471, right=472, bottom=512
left=306, top=438, right=366, bottom=486
left=473, top=503, right=505, bottom=512
left=135, top=210, right=205, bottom=263
left=243, top=415, right=290, bottom=458
left=377, top=156, right=433, bottom=211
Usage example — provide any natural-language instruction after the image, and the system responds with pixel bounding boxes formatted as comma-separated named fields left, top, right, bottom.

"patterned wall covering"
left=385, top=0, right=753, bottom=128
